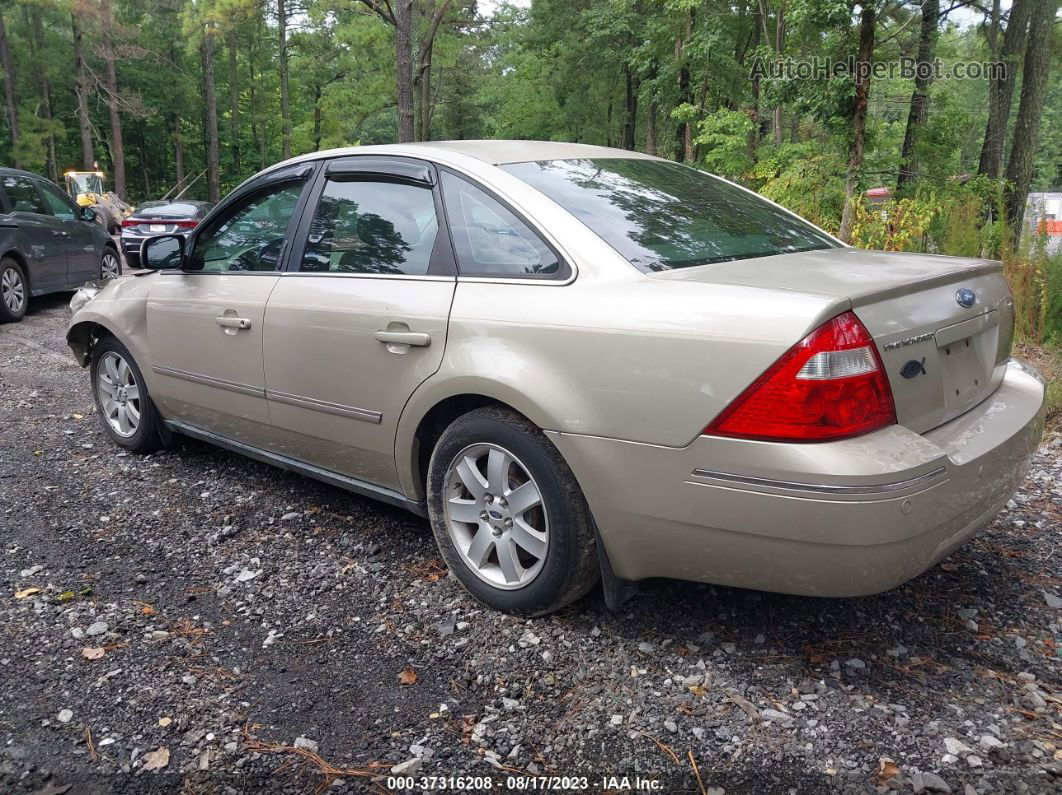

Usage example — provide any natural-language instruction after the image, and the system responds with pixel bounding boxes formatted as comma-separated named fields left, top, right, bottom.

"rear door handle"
left=216, top=316, right=252, bottom=330
left=374, top=330, right=431, bottom=347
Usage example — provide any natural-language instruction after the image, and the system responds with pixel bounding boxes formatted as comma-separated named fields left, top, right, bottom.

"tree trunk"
left=747, top=4, right=761, bottom=162
left=172, top=115, right=185, bottom=187
left=313, top=84, right=322, bottom=151
left=395, top=0, right=415, bottom=143
left=277, top=0, right=291, bottom=158
left=0, top=9, right=20, bottom=167
left=621, top=64, right=638, bottom=150
left=201, top=30, right=220, bottom=203
left=1003, top=0, right=1059, bottom=231
left=25, top=7, right=56, bottom=180
left=645, top=100, right=657, bottom=156
left=101, top=0, right=125, bottom=197
left=73, top=12, right=94, bottom=169
left=977, top=0, right=1031, bottom=178
left=838, top=3, right=876, bottom=243
left=773, top=2, right=784, bottom=146
left=674, top=9, right=694, bottom=162
left=896, top=0, right=939, bottom=191
left=417, top=0, right=434, bottom=141
left=228, top=30, right=240, bottom=176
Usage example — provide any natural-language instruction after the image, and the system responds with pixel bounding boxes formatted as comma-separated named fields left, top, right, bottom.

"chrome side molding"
left=689, top=466, right=947, bottom=495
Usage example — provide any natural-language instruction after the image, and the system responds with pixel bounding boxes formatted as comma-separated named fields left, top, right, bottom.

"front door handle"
left=374, top=330, right=431, bottom=347
left=216, top=316, right=252, bottom=330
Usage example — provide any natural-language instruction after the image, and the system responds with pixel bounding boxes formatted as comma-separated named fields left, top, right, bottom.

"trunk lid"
left=654, top=248, right=1015, bottom=433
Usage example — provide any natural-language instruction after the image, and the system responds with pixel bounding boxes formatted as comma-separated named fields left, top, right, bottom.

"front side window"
left=300, top=179, right=439, bottom=275
left=502, top=159, right=839, bottom=272
left=2, top=176, right=47, bottom=215
left=191, top=182, right=304, bottom=272
left=440, top=171, right=561, bottom=277
left=37, top=181, right=78, bottom=220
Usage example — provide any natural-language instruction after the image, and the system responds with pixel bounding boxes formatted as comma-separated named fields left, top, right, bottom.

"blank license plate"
left=149, top=224, right=166, bottom=232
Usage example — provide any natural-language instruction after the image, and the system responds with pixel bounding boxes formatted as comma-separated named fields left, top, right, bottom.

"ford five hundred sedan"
left=66, top=141, right=1046, bottom=615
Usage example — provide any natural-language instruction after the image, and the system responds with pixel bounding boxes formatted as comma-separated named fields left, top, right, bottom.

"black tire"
left=89, top=336, right=164, bottom=453
left=426, top=406, right=599, bottom=616
left=100, top=248, right=122, bottom=280
left=0, top=257, right=28, bottom=323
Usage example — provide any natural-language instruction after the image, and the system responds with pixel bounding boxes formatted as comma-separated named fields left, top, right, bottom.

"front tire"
left=0, top=258, right=27, bottom=323
left=427, top=406, right=599, bottom=616
left=89, top=337, right=163, bottom=453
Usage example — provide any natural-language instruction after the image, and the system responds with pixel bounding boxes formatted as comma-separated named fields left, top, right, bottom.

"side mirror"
left=140, top=234, right=186, bottom=270
left=80, top=206, right=97, bottom=223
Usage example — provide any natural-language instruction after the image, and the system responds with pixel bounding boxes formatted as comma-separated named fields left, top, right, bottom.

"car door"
left=0, top=174, right=68, bottom=292
left=35, top=178, right=98, bottom=284
left=262, top=157, right=457, bottom=489
left=146, top=167, right=316, bottom=441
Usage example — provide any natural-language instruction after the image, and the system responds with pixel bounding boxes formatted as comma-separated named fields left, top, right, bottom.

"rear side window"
left=440, top=171, right=561, bottom=278
left=502, top=158, right=839, bottom=272
left=37, top=180, right=78, bottom=220
left=1, top=176, right=47, bottom=215
left=300, top=179, right=439, bottom=275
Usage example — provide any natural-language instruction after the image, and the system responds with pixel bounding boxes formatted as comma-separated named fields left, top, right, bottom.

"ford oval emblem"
left=488, top=510, right=503, bottom=520
left=956, top=288, right=976, bottom=308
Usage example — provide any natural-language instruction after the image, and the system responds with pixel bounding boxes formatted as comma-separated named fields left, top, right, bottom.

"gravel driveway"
left=2, top=294, right=1061, bottom=794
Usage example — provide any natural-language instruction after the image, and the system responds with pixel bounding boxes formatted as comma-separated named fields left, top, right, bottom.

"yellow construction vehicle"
left=63, top=167, right=133, bottom=234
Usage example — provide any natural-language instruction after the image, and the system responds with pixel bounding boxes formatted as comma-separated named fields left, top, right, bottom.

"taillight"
left=121, top=218, right=140, bottom=228
left=704, top=311, right=896, bottom=442
left=173, top=219, right=198, bottom=229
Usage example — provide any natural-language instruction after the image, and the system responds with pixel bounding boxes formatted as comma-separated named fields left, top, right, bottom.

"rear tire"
left=89, top=336, right=164, bottom=453
left=100, top=249, right=122, bottom=280
left=0, top=258, right=27, bottom=323
left=427, top=406, right=599, bottom=616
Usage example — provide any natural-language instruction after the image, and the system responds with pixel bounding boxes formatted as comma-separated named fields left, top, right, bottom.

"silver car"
left=66, top=141, right=1046, bottom=615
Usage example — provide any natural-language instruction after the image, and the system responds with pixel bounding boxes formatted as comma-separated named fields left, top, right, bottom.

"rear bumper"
left=548, top=359, right=1046, bottom=597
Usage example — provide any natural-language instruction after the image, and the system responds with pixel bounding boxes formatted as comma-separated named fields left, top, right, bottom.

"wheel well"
left=411, top=394, right=521, bottom=498
left=67, top=321, right=113, bottom=367
left=2, top=249, right=30, bottom=292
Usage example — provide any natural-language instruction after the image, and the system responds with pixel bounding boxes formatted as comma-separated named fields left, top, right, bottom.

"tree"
left=838, top=2, right=876, bottom=243
left=0, top=5, right=19, bottom=167
left=100, top=0, right=126, bottom=196
left=896, top=0, right=939, bottom=191
left=1003, top=0, right=1059, bottom=230
left=277, top=0, right=291, bottom=157
left=977, top=0, right=1030, bottom=178
left=201, top=24, right=220, bottom=202
left=72, top=9, right=94, bottom=169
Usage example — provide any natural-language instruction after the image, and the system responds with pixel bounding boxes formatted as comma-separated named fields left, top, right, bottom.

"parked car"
left=0, top=168, right=121, bottom=323
left=66, top=142, right=1045, bottom=615
left=120, top=201, right=212, bottom=267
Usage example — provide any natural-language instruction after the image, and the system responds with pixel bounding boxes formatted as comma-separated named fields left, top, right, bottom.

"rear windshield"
left=135, top=203, right=199, bottom=218
left=501, top=158, right=839, bottom=272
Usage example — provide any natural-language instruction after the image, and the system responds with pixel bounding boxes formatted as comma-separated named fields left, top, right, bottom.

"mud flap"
left=595, top=523, right=638, bottom=610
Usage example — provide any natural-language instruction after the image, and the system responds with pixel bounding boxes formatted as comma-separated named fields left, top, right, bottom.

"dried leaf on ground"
left=141, top=746, right=170, bottom=771
left=81, top=647, right=105, bottom=660
left=398, top=666, right=418, bottom=685
left=15, top=587, right=40, bottom=599
left=878, top=757, right=900, bottom=782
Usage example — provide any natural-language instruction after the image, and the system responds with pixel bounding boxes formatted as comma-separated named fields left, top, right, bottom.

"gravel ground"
left=2, top=293, right=1062, bottom=795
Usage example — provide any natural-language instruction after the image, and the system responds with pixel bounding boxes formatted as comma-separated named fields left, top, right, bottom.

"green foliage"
left=691, top=108, right=753, bottom=180
left=753, top=144, right=847, bottom=234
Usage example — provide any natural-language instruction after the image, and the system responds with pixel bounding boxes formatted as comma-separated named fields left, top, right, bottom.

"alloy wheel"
left=443, top=443, right=549, bottom=590
left=96, top=351, right=141, bottom=437
left=1, top=266, right=25, bottom=314
left=101, top=252, right=120, bottom=280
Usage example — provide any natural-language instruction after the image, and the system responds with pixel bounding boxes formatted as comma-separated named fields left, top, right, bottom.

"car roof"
left=0, top=167, right=51, bottom=180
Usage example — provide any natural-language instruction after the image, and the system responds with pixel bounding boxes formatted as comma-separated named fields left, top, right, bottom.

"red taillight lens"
left=704, top=311, right=896, bottom=442
left=121, top=218, right=140, bottom=228
left=173, top=219, right=198, bottom=229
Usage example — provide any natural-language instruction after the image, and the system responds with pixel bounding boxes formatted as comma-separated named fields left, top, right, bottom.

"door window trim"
left=435, top=166, right=574, bottom=285
left=283, top=155, right=458, bottom=279
left=177, top=164, right=319, bottom=276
